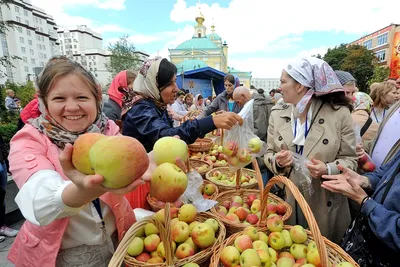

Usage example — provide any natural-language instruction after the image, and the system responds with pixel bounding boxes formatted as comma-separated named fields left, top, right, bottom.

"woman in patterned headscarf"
left=351, top=92, right=379, bottom=143
left=264, top=57, right=358, bottom=243
left=122, top=57, right=243, bottom=152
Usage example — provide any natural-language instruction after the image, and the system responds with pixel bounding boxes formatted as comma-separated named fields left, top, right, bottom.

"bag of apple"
left=222, top=99, right=267, bottom=171
left=353, top=124, right=376, bottom=172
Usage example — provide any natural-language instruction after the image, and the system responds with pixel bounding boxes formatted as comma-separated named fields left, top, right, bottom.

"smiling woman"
left=122, top=57, right=243, bottom=152
left=6, top=57, right=166, bottom=267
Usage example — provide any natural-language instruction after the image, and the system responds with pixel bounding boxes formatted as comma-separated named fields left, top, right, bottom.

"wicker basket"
left=109, top=204, right=226, bottom=267
left=188, top=138, right=213, bottom=152
left=209, top=176, right=359, bottom=267
left=210, top=160, right=292, bottom=235
left=205, top=165, right=258, bottom=192
left=189, top=159, right=212, bottom=177
left=202, top=180, right=220, bottom=200
left=147, top=180, right=219, bottom=211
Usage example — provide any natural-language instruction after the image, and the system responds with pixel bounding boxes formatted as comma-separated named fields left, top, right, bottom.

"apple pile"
left=127, top=204, right=220, bottom=263
left=358, top=154, right=376, bottom=172
left=72, top=133, right=149, bottom=188
left=189, top=162, right=210, bottom=174
left=200, top=182, right=218, bottom=199
left=190, top=151, right=204, bottom=160
left=215, top=194, right=287, bottom=225
left=150, top=137, right=189, bottom=203
left=219, top=223, right=355, bottom=267
left=204, top=144, right=228, bottom=167
left=207, top=169, right=257, bottom=187
left=222, top=137, right=263, bottom=168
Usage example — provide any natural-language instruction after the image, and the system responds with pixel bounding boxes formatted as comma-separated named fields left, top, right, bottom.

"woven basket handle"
left=220, top=129, right=224, bottom=146
left=262, top=176, right=329, bottom=267
left=163, top=203, right=175, bottom=266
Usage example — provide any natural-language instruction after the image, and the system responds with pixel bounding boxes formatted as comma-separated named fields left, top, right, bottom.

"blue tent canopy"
left=176, top=66, right=226, bottom=96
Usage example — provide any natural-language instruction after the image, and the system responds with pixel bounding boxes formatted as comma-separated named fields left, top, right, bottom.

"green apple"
left=290, top=243, right=308, bottom=260
left=253, top=240, right=269, bottom=251
left=220, top=246, right=240, bottom=267
left=171, top=221, right=190, bottom=243
left=205, top=218, right=219, bottom=232
left=127, top=237, right=144, bottom=256
left=290, top=225, right=308, bottom=244
left=268, top=232, right=286, bottom=251
left=281, top=229, right=293, bottom=248
left=144, top=223, right=159, bottom=236
left=243, top=226, right=259, bottom=241
left=258, top=232, right=269, bottom=244
left=240, top=248, right=261, bottom=267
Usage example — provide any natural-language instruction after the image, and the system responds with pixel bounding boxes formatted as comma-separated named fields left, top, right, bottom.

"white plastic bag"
left=222, top=99, right=267, bottom=171
left=181, top=171, right=218, bottom=212
left=292, top=153, right=314, bottom=197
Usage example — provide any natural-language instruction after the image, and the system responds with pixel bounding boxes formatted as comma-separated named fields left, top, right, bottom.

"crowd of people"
left=1, top=54, right=399, bottom=266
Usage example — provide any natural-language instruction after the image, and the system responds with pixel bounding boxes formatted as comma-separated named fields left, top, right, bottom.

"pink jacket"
left=7, top=121, right=136, bottom=267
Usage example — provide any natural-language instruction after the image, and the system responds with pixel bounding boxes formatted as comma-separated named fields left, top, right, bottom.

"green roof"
left=207, top=33, right=221, bottom=40
left=175, top=59, right=208, bottom=72
left=176, top=37, right=219, bottom=50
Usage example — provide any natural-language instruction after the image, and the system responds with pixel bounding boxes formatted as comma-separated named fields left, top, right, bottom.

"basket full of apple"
left=208, top=176, right=359, bottom=267
left=210, top=160, right=292, bottom=235
left=109, top=203, right=226, bottom=267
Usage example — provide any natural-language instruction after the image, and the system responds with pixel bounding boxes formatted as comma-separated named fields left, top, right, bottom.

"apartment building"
left=350, top=23, right=400, bottom=78
left=0, top=0, right=59, bottom=84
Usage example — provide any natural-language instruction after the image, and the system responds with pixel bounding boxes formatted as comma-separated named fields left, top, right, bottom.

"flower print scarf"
left=30, top=97, right=108, bottom=149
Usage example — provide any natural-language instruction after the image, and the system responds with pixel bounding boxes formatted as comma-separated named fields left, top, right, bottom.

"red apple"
left=221, top=200, right=231, bottom=210
left=225, top=214, right=240, bottom=222
left=276, top=203, right=287, bottom=215
left=362, top=161, right=376, bottom=172
left=135, top=252, right=151, bottom=262
left=234, top=207, right=248, bottom=221
left=246, top=214, right=259, bottom=225
left=247, top=194, right=258, bottom=206
left=266, top=203, right=278, bottom=215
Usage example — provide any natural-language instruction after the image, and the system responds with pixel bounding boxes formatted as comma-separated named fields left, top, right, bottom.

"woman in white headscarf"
left=264, top=57, right=358, bottom=243
left=190, top=94, right=205, bottom=112
left=122, top=57, right=243, bottom=152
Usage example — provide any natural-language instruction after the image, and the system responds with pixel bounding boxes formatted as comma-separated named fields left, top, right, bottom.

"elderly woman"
left=351, top=92, right=379, bottom=143
left=122, top=57, right=242, bottom=152
left=322, top=150, right=400, bottom=267
left=264, top=57, right=358, bottom=243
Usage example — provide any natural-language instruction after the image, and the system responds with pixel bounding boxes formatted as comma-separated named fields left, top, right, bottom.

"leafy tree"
left=105, top=35, right=141, bottom=79
left=368, top=66, right=390, bottom=88
left=323, top=44, right=348, bottom=70
left=340, top=45, right=376, bottom=92
left=0, top=0, right=21, bottom=79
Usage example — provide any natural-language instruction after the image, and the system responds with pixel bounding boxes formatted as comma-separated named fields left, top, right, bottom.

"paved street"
left=0, top=220, right=24, bottom=267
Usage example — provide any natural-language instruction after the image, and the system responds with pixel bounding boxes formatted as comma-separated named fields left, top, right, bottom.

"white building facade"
left=0, top=0, right=59, bottom=84
left=57, top=25, right=149, bottom=87
left=251, top=78, right=280, bottom=93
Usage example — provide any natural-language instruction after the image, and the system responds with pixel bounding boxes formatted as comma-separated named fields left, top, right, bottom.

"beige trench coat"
left=264, top=97, right=358, bottom=243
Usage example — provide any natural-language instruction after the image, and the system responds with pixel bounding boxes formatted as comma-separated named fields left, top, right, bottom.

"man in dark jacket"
left=233, top=86, right=273, bottom=184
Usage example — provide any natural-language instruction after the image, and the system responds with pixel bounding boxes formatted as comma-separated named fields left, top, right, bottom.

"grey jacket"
left=103, top=98, right=122, bottom=122
left=203, top=91, right=242, bottom=116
